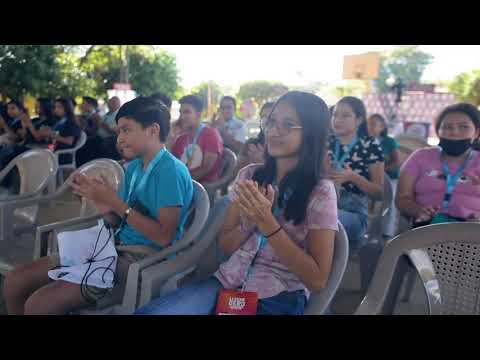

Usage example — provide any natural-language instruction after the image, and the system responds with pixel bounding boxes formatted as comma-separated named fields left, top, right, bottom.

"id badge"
left=215, top=289, right=258, bottom=315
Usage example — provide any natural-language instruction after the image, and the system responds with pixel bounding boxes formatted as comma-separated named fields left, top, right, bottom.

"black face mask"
left=439, top=138, right=472, bottom=156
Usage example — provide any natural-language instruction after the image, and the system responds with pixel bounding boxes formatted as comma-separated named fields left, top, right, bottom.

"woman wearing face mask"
left=396, top=103, right=480, bottom=226
left=136, top=91, right=338, bottom=315
left=328, top=97, right=385, bottom=252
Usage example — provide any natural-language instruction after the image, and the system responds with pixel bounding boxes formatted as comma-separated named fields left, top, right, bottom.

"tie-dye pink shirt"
left=214, top=164, right=339, bottom=299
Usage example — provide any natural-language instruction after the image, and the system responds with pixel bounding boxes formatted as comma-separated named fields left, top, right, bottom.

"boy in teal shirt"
left=3, top=96, right=194, bottom=314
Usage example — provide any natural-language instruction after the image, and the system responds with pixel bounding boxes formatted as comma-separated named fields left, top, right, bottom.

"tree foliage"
left=448, top=69, right=480, bottom=106
left=236, top=80, right=288, bottom=107
left=0, top=45, right=181, bottom=101
left=375, top=45, right=434, bottom=92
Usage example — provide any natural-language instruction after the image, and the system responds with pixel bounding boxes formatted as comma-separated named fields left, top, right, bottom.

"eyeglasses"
left=260, top=117, right=303, bottom=136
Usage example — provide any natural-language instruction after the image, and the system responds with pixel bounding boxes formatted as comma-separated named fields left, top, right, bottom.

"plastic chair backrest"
left=71, top=131, right=87, bottom=152
left=178, top=180, right=210, bottom=247
left=219, top=148, right=237, bottom=184
left=304, top=221, right=349, bottom=314
left=394, top=134, right=429, bottom=153
left=61, top=158, right=124, bottom=217
left=356, top=222, right=480, bottom=315
left=15, top=149, right=58, bottom=196
left=203, top=149, right=238, bottom=203
left=12, top=149, right=58, bottom=223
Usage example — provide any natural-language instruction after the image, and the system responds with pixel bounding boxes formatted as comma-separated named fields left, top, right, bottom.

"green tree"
left=191, top=81, right=223, bottom=112
left=0, top=45, right=66, bottom=100
left=236, top=80, right=288, bottom=107
left=79, top=45, right=181, bottom=99
left=448, top=69, right=480, bottom=106
left=375, top=45, right=434, bottom=92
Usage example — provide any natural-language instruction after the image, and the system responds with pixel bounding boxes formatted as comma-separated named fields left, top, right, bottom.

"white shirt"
left=224, top=117, right=247, bottom=143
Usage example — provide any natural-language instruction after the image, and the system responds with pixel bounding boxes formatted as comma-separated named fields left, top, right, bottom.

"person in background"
left=150, top=92, right=172, bottom=111
left=0, top=100, right=29, bottom=147
left=212, top=96, right=247, bottom=154
left=172, top=95, right=224, bottom=184
left=135, top=91, right=337, bottom=315
left=78, top=96, right=102, bottom=137
left=235, top=101, right=275, bottom=173
left=396, top=103, right=480, bottom=227
left=328, top=97, right=384, bottom=252
left=97, top=96, right=122, bottom=161
left=367, top=113, right=401, bottom=237
left=76, top=96, right=103, bottom=166
left=43, top=98, right=82, bottom=164
left=98, top=96, right=121, bottom=139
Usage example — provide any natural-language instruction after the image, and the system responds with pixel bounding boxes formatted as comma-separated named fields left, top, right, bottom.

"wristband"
left=265, top=226, right=282, bottom=238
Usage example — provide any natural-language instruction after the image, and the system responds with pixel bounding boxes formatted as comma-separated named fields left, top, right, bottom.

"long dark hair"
left=54, top=98, right=76, bottom=123
left=252, top=91, right=331, bottom=225
left=37, top=98, right=53, bottom=121
left=368, top=113, right=388, bottom=137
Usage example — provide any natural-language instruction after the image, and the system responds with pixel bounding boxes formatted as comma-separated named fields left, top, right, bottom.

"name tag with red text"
left=215, top=289, right=258, bottom=315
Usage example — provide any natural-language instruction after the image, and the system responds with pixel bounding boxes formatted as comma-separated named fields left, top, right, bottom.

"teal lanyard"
left=440, top=149, right=473, bottom=211
left=241, top=183, right=292, bottom=291
left=115, top=147, right=167, bottom=237
left=334, top=137, right=358, bottom=171
left=126, top=147, right=166, bottom=204
left=185, top=123, right=205, bottom=162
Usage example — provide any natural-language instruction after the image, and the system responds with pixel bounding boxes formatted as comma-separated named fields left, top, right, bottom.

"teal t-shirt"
left=117, top=148, right=194, bottom=249
left=381, top=136, right=400, bottom=179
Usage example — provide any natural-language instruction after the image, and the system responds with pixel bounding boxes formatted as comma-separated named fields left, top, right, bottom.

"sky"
left=156, top=45, right=480, bottom=92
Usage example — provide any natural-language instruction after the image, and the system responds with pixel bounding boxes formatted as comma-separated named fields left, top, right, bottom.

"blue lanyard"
left=115, top=147, right=167, bottom=238
left=126, top=147, right=166, bottom=204
left=241, top=183, right=292, bottom=291
left=334, top=137, right=358, bottom=171
left=185, top=123, right=205, bottom=162
left=53, top=117, right=68, bottom=131
left=440, top=149, right=473, bottom=210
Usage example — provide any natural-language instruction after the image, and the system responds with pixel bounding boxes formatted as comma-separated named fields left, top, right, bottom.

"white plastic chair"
left=34, top=180, right=210, bottom=315
left=304, top=222, right=349, bottom=315
left=0, top=149, right=58, bottom=243
left=55, top=131, right=87, bottom=185
left=356, top=222, right=480, bottom=315
left=0, top=159, right=123, bottom=276
left=203, top=148, right=237, bottom=205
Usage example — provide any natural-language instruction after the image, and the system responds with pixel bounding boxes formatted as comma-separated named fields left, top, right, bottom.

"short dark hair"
left=115, top=96, right=171, bottom=142
left=150, top=92, right=172, bottom=110
left=179, top=95, right=203, bottom=113
left=435, top=103, right=480, bottom=134
left=220, top=96, right=236, bottom=110
left=83, top=96, right=98, bottom=109
left=368, top=113, right=388, bottom=137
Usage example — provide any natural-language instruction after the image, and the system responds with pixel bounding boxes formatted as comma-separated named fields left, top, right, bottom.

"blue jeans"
left=135, top=277, right=307, bottom=315
left=338, top=191, right=369, bottom=252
